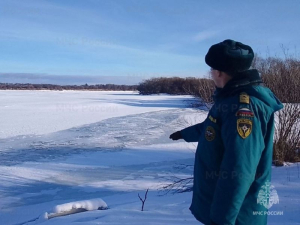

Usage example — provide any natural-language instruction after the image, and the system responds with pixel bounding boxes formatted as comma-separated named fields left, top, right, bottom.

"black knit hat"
left=205, top=39, right=254, bottom=73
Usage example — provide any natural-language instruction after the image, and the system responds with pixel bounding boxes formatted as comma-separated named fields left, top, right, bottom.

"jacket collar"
left=212, top=69, right=263, bottom=102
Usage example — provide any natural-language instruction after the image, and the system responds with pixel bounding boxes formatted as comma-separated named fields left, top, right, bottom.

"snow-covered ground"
left=0, top=90, right=299, bottom=225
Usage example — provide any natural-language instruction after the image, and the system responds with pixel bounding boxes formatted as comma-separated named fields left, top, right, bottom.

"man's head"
left=209, top=68, right=232, bottom=88
left=205, top=39, right=254, bottom=88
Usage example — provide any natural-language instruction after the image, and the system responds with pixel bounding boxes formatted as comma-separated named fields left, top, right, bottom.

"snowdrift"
left=19, top=198, right=108, bottom=225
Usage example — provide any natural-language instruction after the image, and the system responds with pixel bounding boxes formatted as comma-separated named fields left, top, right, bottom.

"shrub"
left=252, top=55, right=300, bottom=164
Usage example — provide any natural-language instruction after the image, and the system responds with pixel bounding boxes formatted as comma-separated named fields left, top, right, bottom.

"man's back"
left=181, top=70, right=283, bottom=225
left=170, top=40, right=284, bottom=225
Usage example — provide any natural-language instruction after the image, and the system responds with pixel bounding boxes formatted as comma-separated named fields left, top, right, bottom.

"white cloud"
left=194, top=30, right=219, bottom=42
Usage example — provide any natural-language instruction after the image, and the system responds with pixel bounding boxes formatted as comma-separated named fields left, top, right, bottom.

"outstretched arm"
left=180, top=122, right=205, bottom=142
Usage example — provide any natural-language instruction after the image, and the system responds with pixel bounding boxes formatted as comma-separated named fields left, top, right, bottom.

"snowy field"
left=0, top=90, right=299, bottom=225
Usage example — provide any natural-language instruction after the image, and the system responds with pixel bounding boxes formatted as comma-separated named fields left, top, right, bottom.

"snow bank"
left=46, top=198, right=108, bottom=219
left=14, top=199, right=108, bottom=225
left=52, top=198, right=108, bottom=213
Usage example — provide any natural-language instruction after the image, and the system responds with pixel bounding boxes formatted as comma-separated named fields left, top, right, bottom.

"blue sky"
left=0, top=0, right=299, bottom=85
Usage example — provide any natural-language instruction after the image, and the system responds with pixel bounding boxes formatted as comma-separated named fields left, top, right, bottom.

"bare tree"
left=138, top=189, right=149, bottom=211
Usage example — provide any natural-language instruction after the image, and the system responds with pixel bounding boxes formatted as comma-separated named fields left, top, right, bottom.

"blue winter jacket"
left=180, top=69, right=283, bottom=225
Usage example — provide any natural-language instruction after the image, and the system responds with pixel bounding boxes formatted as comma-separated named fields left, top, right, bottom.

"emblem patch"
left=240, top=92, right=250, bottom=104
left=205, top=126, right=216, bottom=141
left=237, top=119, right=252, bottom=139
left=235, top=108, right=254, bottom=118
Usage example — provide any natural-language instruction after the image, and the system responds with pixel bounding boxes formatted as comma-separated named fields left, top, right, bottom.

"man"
left=169, top=39, right=283, bottom=225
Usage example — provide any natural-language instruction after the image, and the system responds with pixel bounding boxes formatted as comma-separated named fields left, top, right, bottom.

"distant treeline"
left=0, top=83, right=138, bottom=91
left=137, top=56, right=300, bottom=103
left=137, top=77, right=215, bottom=103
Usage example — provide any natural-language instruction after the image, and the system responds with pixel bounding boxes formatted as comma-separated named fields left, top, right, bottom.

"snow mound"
left=16, top=199, right=108, bottom=224
left=53, top=198, right=108, bottom=213
left=47, top=198, right=108, bottom=219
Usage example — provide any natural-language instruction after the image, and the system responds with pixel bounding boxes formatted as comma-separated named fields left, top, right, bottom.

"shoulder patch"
left=239, top=92, right=250, bottom=104
left=209, top=115, right=217, bottom=123
left=205, top=126, right=216, bottom=141
left=237, top=119, right=252, bottom=139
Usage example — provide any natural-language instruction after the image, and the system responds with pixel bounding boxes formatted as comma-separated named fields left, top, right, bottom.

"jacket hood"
left=213, top=69, right=283, bottom=112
